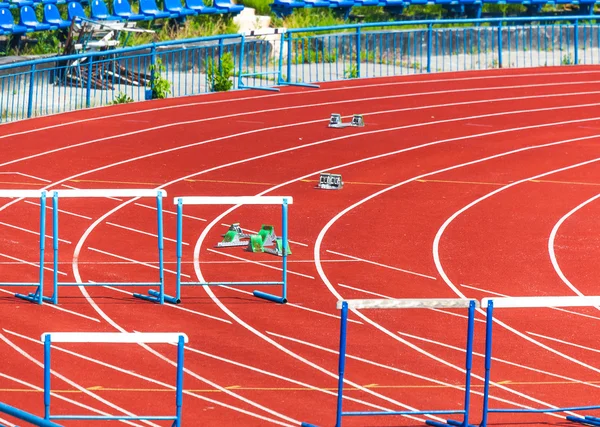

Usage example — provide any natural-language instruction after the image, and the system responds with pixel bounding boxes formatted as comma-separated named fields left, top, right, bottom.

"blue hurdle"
left=162, top=196, right=293, bottom=305
left=0, top=189, right=53, bottom=305
left=329, top=298, right=478, bottom=427
left=48, top=189, right=167, bottom=304
left=41, top=332, right=187, bottom=426
left=480, top=296, right=600, bottom=427
left=0, top=401, right=63, bottom=427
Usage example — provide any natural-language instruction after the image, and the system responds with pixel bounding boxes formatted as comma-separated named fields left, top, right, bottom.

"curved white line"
left=549, top=194, right=600, bottom=299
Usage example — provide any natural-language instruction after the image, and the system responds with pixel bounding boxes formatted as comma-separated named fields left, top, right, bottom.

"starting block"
left=264, top=238, right=292, bottom=257
left=216, top=223, right=250, bottom=247
left=247, top=225, right=284, bottom=255
left=328, top=113, right=365, bottom=128
left=317, top=172, right=343, bottom=190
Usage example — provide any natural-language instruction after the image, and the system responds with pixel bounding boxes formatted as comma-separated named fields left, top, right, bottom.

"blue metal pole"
left=176, top=198, right=183, bottom=302
left=0, top=401, right=63, bottom=427
left=286, top=33, right=292, bottom=84
left=481, top=301, right=494, bottom=427
left=427, top=23, right=433, bottom=73
left=86, top=56, right=93, bottom=109
left=462, top=300, right=476, bottom=427
left=574, top=19, right=579, bottom=65
left=356, top=28, right=361, bottom=78
left=335, top=301, right=349, bottom=427
left=52, top=191, right=58, bottom=305
left=44, top=334, right=51, bottom=420
left=281, top=198, right=288, bottom=303
left=157, top=192, right=164, bottom=305
left=238, top=35, right=246, bottom=90
left=174, top=335, right=184, bottom=427
left=497, top=22, right=503, bottom=68
left=38, top=191, right=47, bottom=305
left=27, top=64, right=35, bottom=118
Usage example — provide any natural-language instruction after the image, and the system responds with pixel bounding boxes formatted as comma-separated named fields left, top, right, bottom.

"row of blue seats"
left=0, top=0, right=242, bottom=34
left=270, top=0, right=595, bottom=15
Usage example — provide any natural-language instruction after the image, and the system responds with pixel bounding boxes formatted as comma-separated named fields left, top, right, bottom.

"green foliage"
left=111, top=92, right=134, bottom=104
left=561, top=53, right=574, bottom=65
left=149, top=58, right=172, bottom=99
left=344, top=63, right=358, bottom=78
left=238, top=0, right=271, bottom=15
left=207, top=52, right=234, bottom=92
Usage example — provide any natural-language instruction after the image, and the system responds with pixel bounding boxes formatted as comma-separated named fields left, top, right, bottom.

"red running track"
left=2, top=67, right=600, bottom=426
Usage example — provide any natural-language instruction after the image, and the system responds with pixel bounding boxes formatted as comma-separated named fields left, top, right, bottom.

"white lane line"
left=0, top=288, right=99, bottom=322
left=219, top=285, right=363, bottom=325
left=24, top=200, right=92, bottom=220
left=207, top=248, right=315, bottom=280
left=106, top=222, right=186, bottom=245
left=0, top=333, right=154, bottom=427
left=0, top=171, right=52, bottom=182
left=97, top=285, right=232, bottom=324
left=327, top=250, right=436, bottom=280
left=397, top=331, right=600, bottom=389
left=548, top=194, right=600, bottom=303
left=0, top=221, right=70, bottom=244
left=337, top=283, right=484, bottom=324
left=134, top=202, right=207, bottom=222
left=87, top=247, right=188, bottom=277
left=3, top=330, right=295, bottom=427
left=527, top=332, right=600, bottom=354
left=220, top=223, right=309, bottom=247
left=0, top=252, right=66, bottom=275
left=0, top=416, right=16, bottom=427
left=461, top=283, right=600, bottom=322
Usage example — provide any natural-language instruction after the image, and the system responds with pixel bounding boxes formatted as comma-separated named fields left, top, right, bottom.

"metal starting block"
left=216, top=223, right=251, bottom=247
left=317, top=172, right=343, bottom=190
left=247, top=225, right=278, bottom=253
left=328, top=113, right=365, bottom=128
left=264, top=238, right=292, bottom=257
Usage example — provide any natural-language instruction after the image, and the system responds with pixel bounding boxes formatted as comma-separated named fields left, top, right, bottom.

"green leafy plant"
left=207, top=52, right=234, bottom=92
left=561, top=53, right=574, bottom=65
left=111, top=92, right=134, bottom=105
left=344, top=64, right=358, bottom=78
left=149, top=58, right=171, bottom=99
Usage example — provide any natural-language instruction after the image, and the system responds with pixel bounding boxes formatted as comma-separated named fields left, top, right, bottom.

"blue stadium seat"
left=139, top=0, right=173, bottom=18
left=67, top=0, right=87, bottom=19
left=164, top=0, right=195, bottom=15
left=91, top=0, right=120, bottom=19
left=329, top=0, right=354, bottom=6
left=185, top=0, right=217, bottom=13
left=43, top=2, right=71, bottom=27
left=353, top=0, right=381, bottom=6
left=213, top=0, right=243, bottom=13
left=20, top=4, right=52, bottom=29
left=112, top=0, right=147, bottom=19
left=0, top=6, right=30, bottom=33
left=10, top=0, right=35, bottom=8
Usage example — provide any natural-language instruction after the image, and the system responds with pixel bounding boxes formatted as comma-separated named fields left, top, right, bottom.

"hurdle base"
left=253, top=290, right=287, bottom=304
left=156, top=291, right=181, bottom=305
left=240, top=84, right=280, bottom=92
left=133, top=291, right=164, bottom=304
left=15, top=292, right=54, bottom=305
left=426, top=419, right=477, bottom=427
left=279, top=81, right=320, bottom=89
left=567, top=415, right=600, bottom=426
left=300, top=422, right=320, bottom=427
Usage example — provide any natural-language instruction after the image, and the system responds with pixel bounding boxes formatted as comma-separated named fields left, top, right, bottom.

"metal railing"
left=1, top=15, right=599, bottom=123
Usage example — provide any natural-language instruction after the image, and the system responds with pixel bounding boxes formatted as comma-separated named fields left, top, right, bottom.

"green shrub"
left=207, top=52, right=235, bottom=92
left=149, top=58, right=172, bottom=99
left=111, top=93, right=134, bottom=104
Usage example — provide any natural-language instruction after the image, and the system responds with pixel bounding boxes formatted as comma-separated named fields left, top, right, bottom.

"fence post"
left=218, top=37, right=224, bottom=74
left=356, top=27, right=361, bottom=78
left=427, top=23, right=433, bottom=73
left=27, top=63, right=35, bottom=118
left=86, top=56, right=93, bottom=108
left=238, top=34, right=246, bottom=90
left=147, top=44, right=157, bottom=100
left=497, top=21, right=503, bottom=68
left=574, top=18, right=579, bottom=65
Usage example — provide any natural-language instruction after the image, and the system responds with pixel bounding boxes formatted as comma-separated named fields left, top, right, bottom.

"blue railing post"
left=86, top=56, right=93, bottom=108
left=44, top=334, right=51, bottom=420
left=218, top=38, right=224, bottom=74
left=286, top=33, right=292, bottom=83
left=574, top=19, right=579, bottom=65
left=427, top=23, right=433, bottom=73
left=497, top=21, right=503, bottom=68
left=238, top=35, right=246, bottom=90
left=356, top=27, right=361, bottom=78
left=148, top=44, right=157, bottom=100
left=27, top=64, right=35, bottom=118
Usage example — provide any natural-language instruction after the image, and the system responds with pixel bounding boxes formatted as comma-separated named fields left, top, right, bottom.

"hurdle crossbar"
left=41, top=332, right=187, bottom=426
left=166, top=196, right=293, bottom=305
left=480, top=296, right=600, bottom=427
left=48, top=189, right=167, bottom=305
left=0, top=189, right=51, bottom=305
left=329, top=298, right=478, bottom=427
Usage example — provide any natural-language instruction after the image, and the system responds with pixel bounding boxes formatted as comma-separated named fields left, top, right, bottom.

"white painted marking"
left=0, top=252, right=66, bottom=275
left=24, top=200, right=92, bottom=220
left=0, top=172, right=52, bottom=182
left=527, top=331, right=600, bottom=354
left=207, top=248, right=315, bottom=280
left=100, top=285, right=232, bottom=324
left=87, top=247, right=188, bottom=277
left=219, top=285, right=363, bottom=324
left=136, top=203, right=207, bottom=221
left=0, top=221, right=70, bottom=244
left=107, top=222, right=186, bottom=245
left=327, top=250, right=436, bottom=280
left=43, top=332, right=188, bottom=344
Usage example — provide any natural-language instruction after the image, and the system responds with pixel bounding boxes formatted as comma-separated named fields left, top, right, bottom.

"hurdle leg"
left=478, top=301, right=494, bottom=427
left=335, top=301, right=349, bottom=427
left=51, top=191, right=59, bottom=305
left=253, top=198, right=288, bottom=304
left=44, top=334, right=51, bottom=420
left=172, top=335, right=185, bottom=427
left=16, top=191, right=47, bottom=304
left=162, top=198, right=182, bottom=304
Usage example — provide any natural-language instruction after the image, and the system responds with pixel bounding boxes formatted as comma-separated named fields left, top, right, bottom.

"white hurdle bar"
left=320, top=298, right=479, bottom=427
left=48, top=189, right=167, bottom=305
left=41, top=332, right=188, bottom=425
left=167, top=196, right=293, bottom=305
left=480, top=296, right=600, bottom=427
left=0, top=189, right=50, bottom=305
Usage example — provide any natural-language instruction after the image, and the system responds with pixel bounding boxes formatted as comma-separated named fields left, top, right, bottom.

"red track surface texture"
left=2, top=67, right=600, bottom=427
